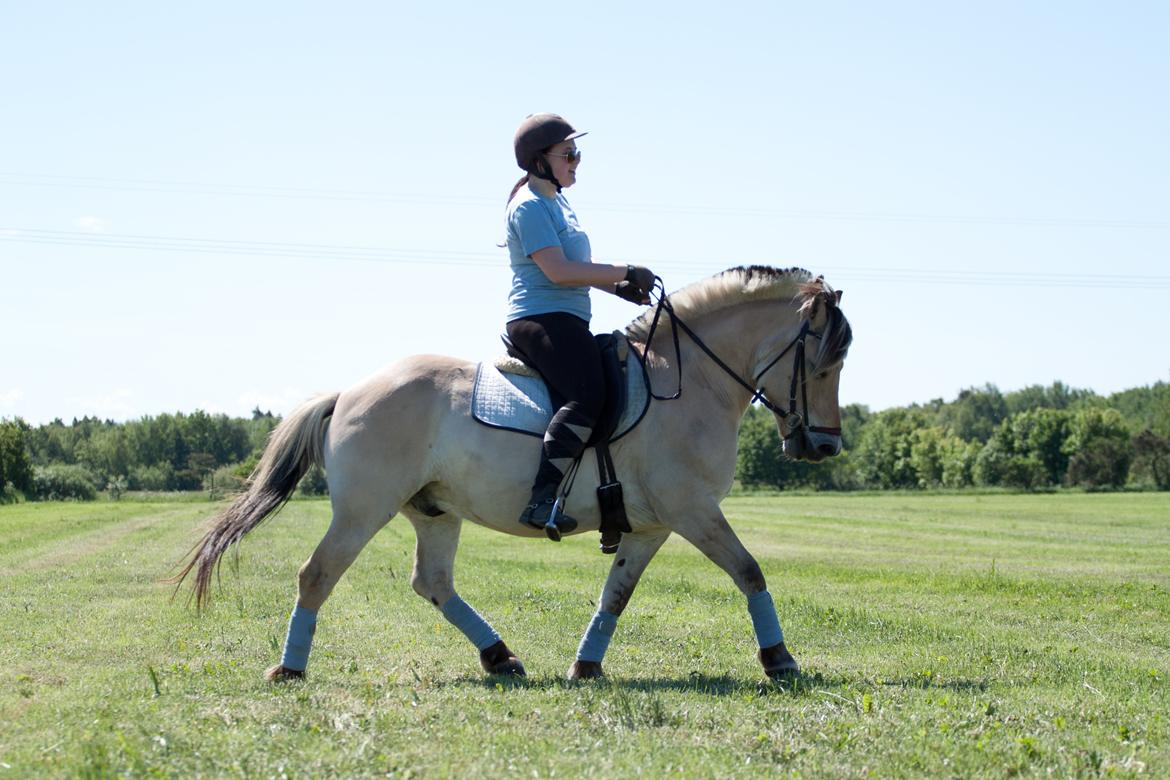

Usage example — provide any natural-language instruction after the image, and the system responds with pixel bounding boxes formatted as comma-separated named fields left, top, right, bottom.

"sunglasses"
left=546, top=148, right=582, bottom=163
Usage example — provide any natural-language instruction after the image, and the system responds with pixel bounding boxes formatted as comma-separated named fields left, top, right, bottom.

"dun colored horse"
left=175, top=266, right=852, bottom=681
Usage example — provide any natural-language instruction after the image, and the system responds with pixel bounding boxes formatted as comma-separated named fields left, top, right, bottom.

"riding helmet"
left=513, top=113, right=587, bottom=173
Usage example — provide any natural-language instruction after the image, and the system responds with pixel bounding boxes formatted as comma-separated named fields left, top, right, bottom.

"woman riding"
left=504, top=113, right=655, bottom=540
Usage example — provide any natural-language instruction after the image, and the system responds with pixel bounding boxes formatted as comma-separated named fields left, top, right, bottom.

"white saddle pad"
left=471, top=357, right=650, bottom=442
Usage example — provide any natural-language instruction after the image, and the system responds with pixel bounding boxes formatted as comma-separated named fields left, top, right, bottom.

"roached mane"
left=625, top=265, right=830, bottom=342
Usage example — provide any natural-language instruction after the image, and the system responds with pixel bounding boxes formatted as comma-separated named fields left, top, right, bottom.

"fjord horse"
left=175, top=266, right=852, bottom=681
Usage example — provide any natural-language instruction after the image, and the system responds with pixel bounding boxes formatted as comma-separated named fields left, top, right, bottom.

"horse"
left=174, top=265, right=852, bottom=682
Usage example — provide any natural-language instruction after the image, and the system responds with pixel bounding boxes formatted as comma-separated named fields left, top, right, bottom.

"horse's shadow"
left=446, top=670, right=991, bottom=697
left=448, top=670, right=839, bottom=697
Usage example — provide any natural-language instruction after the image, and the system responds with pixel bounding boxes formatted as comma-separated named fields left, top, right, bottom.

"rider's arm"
left=530, top=246, right=628, bottom=288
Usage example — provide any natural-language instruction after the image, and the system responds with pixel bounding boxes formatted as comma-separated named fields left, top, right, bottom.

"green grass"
left=1, top=493, right=1167, bottom=778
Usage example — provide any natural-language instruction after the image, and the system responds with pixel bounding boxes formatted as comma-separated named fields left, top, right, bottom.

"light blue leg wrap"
left=441, top=595, right=501, bottom=651
left=747, top=590, right=785, bottom=648
left=576, top=610, right=620, bottom=662
left=280, top=604, right=318, bottom=671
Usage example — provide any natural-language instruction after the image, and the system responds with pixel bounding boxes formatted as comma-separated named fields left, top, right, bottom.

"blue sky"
left=2, top=2, right=1167, bottom=424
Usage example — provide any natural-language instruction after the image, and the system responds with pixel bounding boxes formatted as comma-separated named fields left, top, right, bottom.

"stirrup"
left=519, top=496, right=578, bottom=542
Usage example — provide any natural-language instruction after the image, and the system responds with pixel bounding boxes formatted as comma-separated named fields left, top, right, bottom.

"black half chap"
left=506, top=312, right=604, bottom=496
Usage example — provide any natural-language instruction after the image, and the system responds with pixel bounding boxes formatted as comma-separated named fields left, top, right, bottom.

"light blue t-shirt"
left=505, top=183, right=593, bottom=323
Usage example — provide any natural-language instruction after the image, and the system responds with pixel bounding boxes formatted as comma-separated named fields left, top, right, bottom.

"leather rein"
left=632, top=279, right=842, bottom=442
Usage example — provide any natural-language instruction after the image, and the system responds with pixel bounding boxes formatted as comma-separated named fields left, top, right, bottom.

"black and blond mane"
left=627, top=266, right=829, bottom=341
left=626, top=265, right=852, bottom=372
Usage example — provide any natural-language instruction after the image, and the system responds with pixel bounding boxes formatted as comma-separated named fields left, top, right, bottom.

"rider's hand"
left=625, top=265, right=655, bottom=295
left=614, top=281, right=649, bottom=304
left=618, top=265, right=655, bottom=304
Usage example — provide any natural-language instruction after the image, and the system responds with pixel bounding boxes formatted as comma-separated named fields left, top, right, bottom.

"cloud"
left=76, top=216, right=109, bottom=233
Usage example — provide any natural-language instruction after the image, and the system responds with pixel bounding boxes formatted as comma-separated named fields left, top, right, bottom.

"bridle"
left=632, top=279, right=842, bottom=444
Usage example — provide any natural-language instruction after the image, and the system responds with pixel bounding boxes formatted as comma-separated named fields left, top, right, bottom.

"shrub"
left=206, top=464, right=246, bottom=494
left=106, top=475, right=127, bottom=500
left=1132, top=429, right=1170, bottom=490
left=1063, top=408, right=1134, bottom=490
left=1067, top=439, right=1132, bottom=490
left=128, top=463, right=174, bottom=491
left=299, top=464, right=329, bottom=496
left=31, top=464, right=99, bottom=501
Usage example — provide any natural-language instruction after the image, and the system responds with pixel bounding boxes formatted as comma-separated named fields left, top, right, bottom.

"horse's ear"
left=834, top=289, right=843, bottom=306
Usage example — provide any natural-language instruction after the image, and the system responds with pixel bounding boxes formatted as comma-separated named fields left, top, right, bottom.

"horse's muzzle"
left=782, top=428, right=842, bottom=462
left=806, top=430, right=842, bottom=459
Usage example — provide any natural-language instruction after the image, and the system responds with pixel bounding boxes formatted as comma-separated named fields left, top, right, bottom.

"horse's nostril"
left=817, top=441, right=840, bottom=457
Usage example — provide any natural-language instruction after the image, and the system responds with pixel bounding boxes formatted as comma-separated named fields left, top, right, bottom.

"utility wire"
left=3, top=227, right=1168, bottom=289
left=3, top=171, right=1168, bottom=230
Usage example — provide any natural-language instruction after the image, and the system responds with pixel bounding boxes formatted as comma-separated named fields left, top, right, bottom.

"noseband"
left=634, top=280, right=842, bottom=444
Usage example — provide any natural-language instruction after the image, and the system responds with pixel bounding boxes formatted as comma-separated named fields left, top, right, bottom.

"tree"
left=298, top=464, right=330, bottom=496
left=1064, top=408, right=1134, bottom=489
left=1132, top=430, right=1170, bottom=490
left=852, top=408, right=925, bottom=489
left=1008, top=408, right=1072, bottom=486
left=909, top=427, right=947, bottom=488
left=941, top=439, right=980, bottom=489
left=0, top=418, right=33, bottom=497
left=935, top=385, right=1010, bottom=442
left=973, top=432, right=1046, bottom=490
left=938, top=384, right=1008, bottom=444
left=909, top=426, right=975, bottom=489
left=1005, top=381, right=1093, bottom=415
left=734, top=406, right=840, bottom=490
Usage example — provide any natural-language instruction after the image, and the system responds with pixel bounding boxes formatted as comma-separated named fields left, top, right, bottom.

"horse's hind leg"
left=568, top=528, right=670, bottom=680
left=404, top=510, right=525, bottom=676
left=672, top=504, right=800, bottom=680
left=266, top=500, right=395, bottom=682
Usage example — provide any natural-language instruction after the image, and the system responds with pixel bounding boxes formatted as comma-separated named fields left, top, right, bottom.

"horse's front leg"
left=567, top=528, right=670, bottom=680
left=672, top=506, right=800, bottom=679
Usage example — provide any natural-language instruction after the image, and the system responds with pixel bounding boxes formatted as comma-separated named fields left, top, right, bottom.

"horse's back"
left=325, top=354, right=476, bottom=488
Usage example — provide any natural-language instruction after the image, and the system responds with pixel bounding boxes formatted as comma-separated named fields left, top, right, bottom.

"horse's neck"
left=646, top=302, right=787, bottom=417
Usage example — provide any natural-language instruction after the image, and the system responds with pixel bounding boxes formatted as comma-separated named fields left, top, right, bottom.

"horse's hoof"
left=567, top=660, right=604, bottom=680
left=480, top=641, right=526, bottom=676
left=264, top=664, right=306, bottom=683
left=758, top=642, right=801, bottom=679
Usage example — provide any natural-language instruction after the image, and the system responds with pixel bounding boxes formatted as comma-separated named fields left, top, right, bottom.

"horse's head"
left=758, top=280, right=852, bottom=463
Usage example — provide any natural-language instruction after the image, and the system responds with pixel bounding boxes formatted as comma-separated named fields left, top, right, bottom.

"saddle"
left=471, top=332, right=650, bottom=553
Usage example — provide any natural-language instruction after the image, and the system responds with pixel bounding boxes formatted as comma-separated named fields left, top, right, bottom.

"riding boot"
left=519, top=403, right=594, bottom=541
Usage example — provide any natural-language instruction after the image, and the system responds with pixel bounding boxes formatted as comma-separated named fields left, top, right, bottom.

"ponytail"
left=508, top=174, right=529, bottom=204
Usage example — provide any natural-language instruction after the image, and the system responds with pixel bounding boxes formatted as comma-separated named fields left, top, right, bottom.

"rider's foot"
left=519, top=497, right=577, bottom=541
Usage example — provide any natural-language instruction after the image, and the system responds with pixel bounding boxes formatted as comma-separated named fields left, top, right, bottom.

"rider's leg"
left=506, top=313, right=603, bottom=537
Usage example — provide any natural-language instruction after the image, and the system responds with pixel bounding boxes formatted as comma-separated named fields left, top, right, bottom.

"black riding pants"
left=507, top=312, right=604, bottom=495
left=506, top=312, right=605, bottom=425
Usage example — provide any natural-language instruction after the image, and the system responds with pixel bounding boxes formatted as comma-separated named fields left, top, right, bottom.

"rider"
left=504, top=113, right=655, bottom=540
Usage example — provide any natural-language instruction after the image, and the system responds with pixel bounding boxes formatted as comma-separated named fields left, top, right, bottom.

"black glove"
left=625, top=265, right=656, bottom=296
left=614, top=281, right=646, bottom=304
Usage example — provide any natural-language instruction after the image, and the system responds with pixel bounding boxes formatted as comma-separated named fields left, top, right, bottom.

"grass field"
left=1, top=492, right=1167, bottom=778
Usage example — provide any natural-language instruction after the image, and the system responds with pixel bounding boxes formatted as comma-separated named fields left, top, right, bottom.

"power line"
left=3, top=227, right=1168, bottom=289
left=3, top=171, right=1168, bottom=230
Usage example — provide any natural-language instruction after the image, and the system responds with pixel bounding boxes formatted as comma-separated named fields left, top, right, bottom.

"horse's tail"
left=172, top=391, right=340, bottom=609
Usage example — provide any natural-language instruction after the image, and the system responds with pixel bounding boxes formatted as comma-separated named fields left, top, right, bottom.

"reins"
left=632, top=277, right=841, bottom=441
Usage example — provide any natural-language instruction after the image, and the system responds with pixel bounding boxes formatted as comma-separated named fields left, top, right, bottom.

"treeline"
left=737, top=381, right=1170, bottom=491
left=0, top=409, right=282, bottom=501
left=2, top=381, right=1168, bottom=502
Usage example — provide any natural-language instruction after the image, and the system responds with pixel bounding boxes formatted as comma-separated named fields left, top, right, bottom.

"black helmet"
left=513, top=113, right=587, bottom=174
